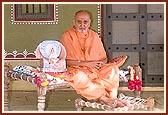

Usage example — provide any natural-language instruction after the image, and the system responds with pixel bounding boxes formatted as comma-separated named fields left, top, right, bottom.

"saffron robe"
left=60, top=27, right=119, bottom=100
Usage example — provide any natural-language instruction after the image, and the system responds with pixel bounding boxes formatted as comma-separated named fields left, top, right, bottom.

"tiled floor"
left=4, top=89, right=165, bottom=112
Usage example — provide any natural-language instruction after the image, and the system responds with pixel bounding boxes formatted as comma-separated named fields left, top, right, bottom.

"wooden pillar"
left=4, top=65, right=11, bottom=111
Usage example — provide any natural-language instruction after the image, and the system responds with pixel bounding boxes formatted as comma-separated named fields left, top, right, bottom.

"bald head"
left=74, top=10, right=91, bottom=19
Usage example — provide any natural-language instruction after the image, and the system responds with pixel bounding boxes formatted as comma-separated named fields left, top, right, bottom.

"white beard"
left=76, top=28, right=88, bottom=33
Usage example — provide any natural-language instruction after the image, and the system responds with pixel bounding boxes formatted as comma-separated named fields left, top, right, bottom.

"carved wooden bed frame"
left=3, top=54, right=155, bottom=111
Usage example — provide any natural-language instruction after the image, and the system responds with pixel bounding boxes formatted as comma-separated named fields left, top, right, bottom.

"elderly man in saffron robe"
left=60, top=10, right=127, bottom=107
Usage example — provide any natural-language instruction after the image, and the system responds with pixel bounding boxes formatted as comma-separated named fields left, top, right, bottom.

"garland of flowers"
left=35, top=75, right=51, bottom=87
left=127, top=66, right=142, bottom=91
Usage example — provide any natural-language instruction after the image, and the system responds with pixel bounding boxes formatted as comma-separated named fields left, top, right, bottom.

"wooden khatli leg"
left=134, top=90, right=141, bottom=98
left=146, top=97, right=155, bottom=111
left=37, top=86, right=47, bottom=111
left=4, top=65, right=11, bottom=111
left=75, top=98, right=84, bottom=111
left=36, top=73, right=49, bottom=111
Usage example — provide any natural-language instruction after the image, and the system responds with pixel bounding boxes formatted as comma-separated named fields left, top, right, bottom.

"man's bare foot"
left=115, top=99, right=127, bottom=107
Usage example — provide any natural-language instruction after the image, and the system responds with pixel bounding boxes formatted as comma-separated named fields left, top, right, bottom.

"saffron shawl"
left=60, top=27, right=107, bottom=61
left=60, top=27, right=119, bottom=100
